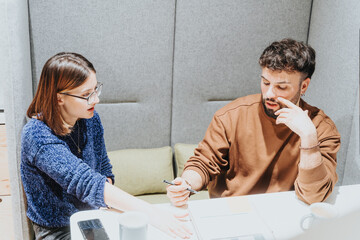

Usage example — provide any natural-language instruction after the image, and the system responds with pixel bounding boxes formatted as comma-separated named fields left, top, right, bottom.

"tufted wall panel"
left=307, top=0, right=360, bottom=185
left=28, top=0, right=176, bottom=151
left=342, top=87, right=360, bottom=185
left=171, top=0, right=312, bottom=145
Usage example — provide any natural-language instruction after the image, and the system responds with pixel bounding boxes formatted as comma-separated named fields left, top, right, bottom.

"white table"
left=70, top=184, right=360, bottom=240
left=246, top=184, right=360, bottom=239
left=70, top=205, right=191, bottom=239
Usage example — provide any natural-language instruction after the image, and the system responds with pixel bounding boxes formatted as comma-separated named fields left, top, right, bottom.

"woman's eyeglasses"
left=60, top=82, right=103, bottom=105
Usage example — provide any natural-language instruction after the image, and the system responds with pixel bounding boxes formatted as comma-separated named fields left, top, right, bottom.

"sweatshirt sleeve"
left=93, top=113, right=115, bottom=184
left=34, top=143, right=107, bottom=208
left=294, top=116, right=341, bottom=204
left=184, top=115, right=230, bottom=188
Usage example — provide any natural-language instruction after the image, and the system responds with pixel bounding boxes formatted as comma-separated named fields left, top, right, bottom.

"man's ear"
left=57, top=93, right=65, bottom=106
left=301, top=78, right=310, bottom=95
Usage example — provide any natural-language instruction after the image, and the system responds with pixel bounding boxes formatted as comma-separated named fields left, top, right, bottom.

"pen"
left=163, top=179, right=198, bottom=194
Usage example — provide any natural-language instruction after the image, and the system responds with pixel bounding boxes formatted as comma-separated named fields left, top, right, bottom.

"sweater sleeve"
left=93, top=113, right=115, bottom=184
left=184, top=115, right=230, bottom=188
left=294, top=116, right=341, bottom=204
left=34, top=143, right=107, bottom=208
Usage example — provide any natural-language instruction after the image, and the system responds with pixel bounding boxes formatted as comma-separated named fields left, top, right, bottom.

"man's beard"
left=261, top=90, right=301, bottom=119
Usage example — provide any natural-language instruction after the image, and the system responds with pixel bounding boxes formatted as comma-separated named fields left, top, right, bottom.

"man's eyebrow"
left=261, top=76, right=291, bottom=84
left=275, top=81, right=291, bottom=84
left=261, top=75, right=268, bottom=81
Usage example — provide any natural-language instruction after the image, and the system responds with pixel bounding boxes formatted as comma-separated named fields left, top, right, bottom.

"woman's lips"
left=87, top=107, right=94, bottom=112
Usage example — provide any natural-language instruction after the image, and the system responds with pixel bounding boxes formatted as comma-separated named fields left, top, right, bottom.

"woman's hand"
left=148, top=206, right=192, bottom=239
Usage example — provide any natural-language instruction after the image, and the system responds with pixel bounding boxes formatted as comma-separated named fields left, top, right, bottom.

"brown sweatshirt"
left=184, top=94, right=340, bottom=204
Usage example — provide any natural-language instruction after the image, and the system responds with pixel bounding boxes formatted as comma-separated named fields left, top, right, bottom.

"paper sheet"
left=226, top=196, right=252, bottom=214
left=188, top=197, right=274, bottom=240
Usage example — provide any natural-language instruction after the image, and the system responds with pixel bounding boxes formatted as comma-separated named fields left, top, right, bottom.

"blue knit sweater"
left=21, top=111, right=114, bottom=227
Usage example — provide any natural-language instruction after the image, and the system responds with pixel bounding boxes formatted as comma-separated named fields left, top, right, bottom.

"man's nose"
left=266, top=86, right=276, bottom=99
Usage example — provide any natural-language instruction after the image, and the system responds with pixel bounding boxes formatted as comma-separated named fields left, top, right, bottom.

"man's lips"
left=265, top=101, right=279, bottom=109
left=87, top=107, right=95, bottom=111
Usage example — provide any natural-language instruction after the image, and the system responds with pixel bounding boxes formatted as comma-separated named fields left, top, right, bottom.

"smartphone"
left=77, top=218, right=110, bottom=240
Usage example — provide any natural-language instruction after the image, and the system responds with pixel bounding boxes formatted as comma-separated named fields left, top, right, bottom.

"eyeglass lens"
left=88, top=84, right=102, bottom=105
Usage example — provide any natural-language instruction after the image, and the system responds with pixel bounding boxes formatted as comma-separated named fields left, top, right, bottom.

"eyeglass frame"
left=59, top=82, right=103, bottom=105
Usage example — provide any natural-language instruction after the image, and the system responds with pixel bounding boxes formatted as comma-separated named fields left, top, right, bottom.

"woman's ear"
left=57, top=93, right=65, bottom=106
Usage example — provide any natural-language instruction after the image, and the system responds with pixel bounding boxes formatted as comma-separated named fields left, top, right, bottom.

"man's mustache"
left=264, top=98, right=280, bottom=104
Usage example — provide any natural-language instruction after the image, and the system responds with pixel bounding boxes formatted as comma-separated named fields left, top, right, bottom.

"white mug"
left=118, top=211, right=149, bottom=240
left=300, top=202, right=338, bottom=230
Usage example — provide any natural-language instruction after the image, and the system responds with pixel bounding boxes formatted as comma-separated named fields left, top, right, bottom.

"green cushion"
left=174, top=143, right=198, bottom=177
left=108, top=146, right=174, bottom=196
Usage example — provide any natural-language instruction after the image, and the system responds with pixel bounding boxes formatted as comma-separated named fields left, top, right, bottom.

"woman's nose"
left=94, top=93, right=100, bottom=104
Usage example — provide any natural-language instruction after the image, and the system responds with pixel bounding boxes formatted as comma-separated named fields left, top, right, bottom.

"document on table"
left=188, top=196, right=275, bottom=240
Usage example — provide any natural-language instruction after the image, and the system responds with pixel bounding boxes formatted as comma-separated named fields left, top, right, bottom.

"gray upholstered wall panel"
left=2, top=0, right=34, bottom=239
left=171, top=0, right=312, bottom=145
left=342, top=87, right=360, bottom=185
left=307, top=0, right=360, bottom=184
left=28, top=0, right=176, bottom=151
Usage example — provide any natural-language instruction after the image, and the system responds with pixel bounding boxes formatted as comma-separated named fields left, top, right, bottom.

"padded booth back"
left=307, top=0, right=360, bottom=185
left=2, top=1, right=359, bottom=239
left=171, top=0, right=312, bottom=144
left=28, top=0, right=313, bottom=151
left=29, top=0, right=176, bottom=151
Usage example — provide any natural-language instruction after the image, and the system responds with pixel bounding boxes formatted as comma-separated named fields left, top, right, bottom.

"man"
left=167, top=38, right=340, bottom=206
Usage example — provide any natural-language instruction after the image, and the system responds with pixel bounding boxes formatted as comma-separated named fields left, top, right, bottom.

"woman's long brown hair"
left=27, top=52, right=96, bottom=135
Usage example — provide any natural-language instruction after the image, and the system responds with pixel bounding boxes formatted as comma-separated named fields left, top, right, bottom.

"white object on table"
left=70, top=184, right=360, bottom=240
left=70, top=206, right=196, bottom=240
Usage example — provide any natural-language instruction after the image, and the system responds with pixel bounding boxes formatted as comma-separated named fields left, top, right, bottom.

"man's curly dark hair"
left=259, top=38, right=316, bottom=79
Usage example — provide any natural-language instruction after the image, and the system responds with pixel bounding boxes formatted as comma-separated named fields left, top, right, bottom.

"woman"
left=21, top=52, right=191, bottom=239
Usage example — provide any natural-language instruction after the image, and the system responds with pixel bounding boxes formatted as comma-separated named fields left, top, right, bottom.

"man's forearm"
left=181, top=170, right=203, bottom=191
left=295, top=132, right=336, bottom=204
left=298, top=131, right=322, bottom=169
